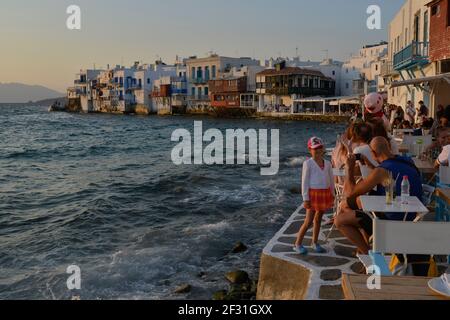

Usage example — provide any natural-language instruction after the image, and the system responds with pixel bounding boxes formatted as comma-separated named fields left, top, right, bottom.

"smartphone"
left=354, top=154, right=362, bottom=161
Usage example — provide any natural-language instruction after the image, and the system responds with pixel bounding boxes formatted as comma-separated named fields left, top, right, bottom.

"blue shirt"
left=374, top=156, right=423, bottom=221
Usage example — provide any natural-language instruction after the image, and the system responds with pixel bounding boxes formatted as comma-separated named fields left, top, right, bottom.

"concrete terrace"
left=257, top=205, right=449, bottom=300
left=257, top=205, right=362, bottom=300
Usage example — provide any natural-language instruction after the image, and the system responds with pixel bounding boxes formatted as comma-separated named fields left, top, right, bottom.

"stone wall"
left=256, top=112, right=350, bottom=123
left=134, top=104, right=152, bottom=115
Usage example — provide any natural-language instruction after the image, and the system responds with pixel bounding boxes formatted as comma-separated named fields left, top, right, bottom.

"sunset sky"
left=0, top=0, right=404, bottom=92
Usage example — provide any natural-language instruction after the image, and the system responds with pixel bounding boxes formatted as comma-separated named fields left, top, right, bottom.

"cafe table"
left=413, top=157, right=437, bottom=175
left=342, top=274, right=448, bottom=300
left=359, top=195, right=429, bottom=221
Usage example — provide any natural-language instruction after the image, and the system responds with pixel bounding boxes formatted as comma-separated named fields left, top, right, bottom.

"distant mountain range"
left=0, top=83, right=64, bottom=104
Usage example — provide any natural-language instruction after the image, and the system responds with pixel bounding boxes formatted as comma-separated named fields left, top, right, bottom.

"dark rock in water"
left=197, top=272, right=206, bottom=278
left=232, top=242, right=248, bottom=254
left=289, top=187, right=300, bottom=194
left=174, top=284, right=192, bottom=294
left=227, top=282, right=256, bottom=300
left=225, top=270, right=250, bottom=285
left=212, top=290, right=228, bottom=301
left=174, top=186, right=185, bottom=193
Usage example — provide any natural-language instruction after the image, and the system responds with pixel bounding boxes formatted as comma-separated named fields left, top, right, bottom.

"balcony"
left=192, top=78, right=209, bottom=85
left=127, top=84, right=142, bottom=91
left=188, top=95, right=210, bottom=101
left=380, top=61, right=398, bottom=77
left=393, top=41, right=429, bottom=71
left=74, top=79, right=87, bottom=85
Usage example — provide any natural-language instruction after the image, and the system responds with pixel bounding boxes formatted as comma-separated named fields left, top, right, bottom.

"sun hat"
left=308, top=137, right=324, bottom=150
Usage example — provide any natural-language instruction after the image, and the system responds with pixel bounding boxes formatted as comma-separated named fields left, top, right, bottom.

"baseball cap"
left=308, top=137, right=324, bottom=150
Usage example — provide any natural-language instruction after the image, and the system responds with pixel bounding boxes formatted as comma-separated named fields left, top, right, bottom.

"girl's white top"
left=302, top=158, right=334, bottom=201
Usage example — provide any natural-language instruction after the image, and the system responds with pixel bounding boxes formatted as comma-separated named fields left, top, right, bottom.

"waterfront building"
left=208, top=65, right=265, bottom=110
left=384, top=0, right=450, bottom=116
left=383, top=0, right=434, bottom=112
left=73, top=69, right=103, bottom=112
left=255, top=61, right=335, bottom=113
left=340, top=42, right=388, bottom=97
left=151, top=60, right=188, bottom=115
left=426, top=0, right=450, bottom=110
left=151, top=75, right=188, bottom=115
left=185, top=55, right=260, bottom=113
left=303, top=59, right=343, bottom=96
left=84, top=61, right=177, bottom=114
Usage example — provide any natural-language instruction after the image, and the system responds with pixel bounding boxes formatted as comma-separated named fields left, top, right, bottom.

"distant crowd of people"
left=385, top=101, right=450, bottom=136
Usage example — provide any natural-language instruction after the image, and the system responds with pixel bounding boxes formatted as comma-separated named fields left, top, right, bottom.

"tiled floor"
left=262, top=206, right=364, bottom=300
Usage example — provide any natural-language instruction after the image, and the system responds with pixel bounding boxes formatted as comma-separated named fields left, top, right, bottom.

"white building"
left=74, top=69, right=103, bottom=112
left=82, top=61, right=177, bottom=114
left=383, top=0, right=434, bottom=113
left=185, top=55, right=260, bottom=112
left=151, top=60, right=188, bottom=115
left=340, top=42, right=388, bottom=97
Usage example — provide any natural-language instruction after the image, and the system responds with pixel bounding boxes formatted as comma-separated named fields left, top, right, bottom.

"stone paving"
left=262, top=206, right=364, bottom=300
left=262, top=205, right=449, bottom=300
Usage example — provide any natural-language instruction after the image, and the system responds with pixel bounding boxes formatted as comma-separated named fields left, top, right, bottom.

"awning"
left=390, top=72, right=450, bottom=88
left=293, top=95, right=361, bottom=104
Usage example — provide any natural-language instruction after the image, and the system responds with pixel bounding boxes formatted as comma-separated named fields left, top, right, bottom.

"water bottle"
left=401, top=176, right=410, bottom=205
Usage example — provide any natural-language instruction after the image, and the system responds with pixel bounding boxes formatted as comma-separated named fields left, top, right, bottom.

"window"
left=205, top=66, right=210, bottom=80
left=448, top=3, right=450, bottom=27
left=414, top=13, right=420, bottom=41
left=431, top=4, right=439, bottom=16
left=212, top=66, right=216, bottom=79
left=332, top=71, right=336, bottom=76
left=147, top=78, right=150, bottom=84
left=198, top=87, right=202, bottom=97
left=424, top=11, right=429, bottom=44
left=191, top=67, right=195, bottom=79
left=191, top=87, right=195, bottom=97
left=204, top=87, right=209, bottom=96
left=346, top=83, right=349, bottom=89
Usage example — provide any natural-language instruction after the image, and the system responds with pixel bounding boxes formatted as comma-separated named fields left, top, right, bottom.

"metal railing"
left=380, top=61, right=398, bottom=76
left=393, top=41, right=429, bottom=70
left=188, top=95, right=210, bottom=101
left=191, top=78, right=209, bottom=84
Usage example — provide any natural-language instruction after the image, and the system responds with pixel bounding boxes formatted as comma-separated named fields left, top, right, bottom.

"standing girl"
left=295, top=137, right=335, bottom=255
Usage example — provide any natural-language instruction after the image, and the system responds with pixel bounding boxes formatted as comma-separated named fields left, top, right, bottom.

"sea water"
left=0, top=105, right=344, bottom=300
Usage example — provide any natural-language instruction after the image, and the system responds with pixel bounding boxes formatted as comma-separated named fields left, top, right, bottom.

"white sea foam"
left=183, top=221, right=230, bottom=233
left=287, top=156, right=308, bottom=167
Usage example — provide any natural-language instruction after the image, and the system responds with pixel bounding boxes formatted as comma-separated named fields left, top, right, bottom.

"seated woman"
left=351, top=122, right=378, bottom=179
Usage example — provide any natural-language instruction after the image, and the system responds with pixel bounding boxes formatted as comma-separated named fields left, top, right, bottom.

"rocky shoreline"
left=172, top=242, right=259, bottom=301
left=51, top=104, right=351, bottom=123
